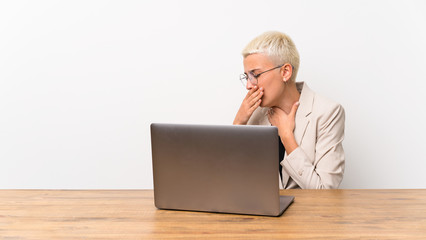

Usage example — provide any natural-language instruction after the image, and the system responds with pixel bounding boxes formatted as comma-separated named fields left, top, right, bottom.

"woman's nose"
left=246, top=80, right=256, bottom=90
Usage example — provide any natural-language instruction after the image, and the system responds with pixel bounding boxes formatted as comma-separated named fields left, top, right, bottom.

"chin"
left=260, top=100, right=269, bottom=108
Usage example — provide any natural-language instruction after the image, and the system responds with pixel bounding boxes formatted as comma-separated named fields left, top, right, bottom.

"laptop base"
left=278, top=195, right=295, bottom=216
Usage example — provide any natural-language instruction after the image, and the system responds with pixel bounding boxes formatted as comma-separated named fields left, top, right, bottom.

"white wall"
left=1, top=0, right=425, bottom=189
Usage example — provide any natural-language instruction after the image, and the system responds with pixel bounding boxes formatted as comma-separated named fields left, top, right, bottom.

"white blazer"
left=247, top=82, right=345, bottom=189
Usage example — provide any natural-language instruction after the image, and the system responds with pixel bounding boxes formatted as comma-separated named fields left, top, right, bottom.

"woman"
left=234, top=31, right=345, bottom=189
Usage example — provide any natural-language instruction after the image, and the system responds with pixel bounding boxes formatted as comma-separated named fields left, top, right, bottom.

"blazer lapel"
left=293, top=82, right=314, bottom=146
left=281, top=82, right=314, bottom=188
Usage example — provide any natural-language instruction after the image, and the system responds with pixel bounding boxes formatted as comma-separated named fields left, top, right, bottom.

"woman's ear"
left=281, top=63, right=293, bottom=82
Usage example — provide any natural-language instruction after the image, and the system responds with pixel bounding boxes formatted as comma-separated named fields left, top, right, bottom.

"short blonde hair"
left=242, top=31, right=300, bottom=82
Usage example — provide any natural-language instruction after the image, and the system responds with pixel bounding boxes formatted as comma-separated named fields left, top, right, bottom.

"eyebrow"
left=245, top=68, right=261, bottom=74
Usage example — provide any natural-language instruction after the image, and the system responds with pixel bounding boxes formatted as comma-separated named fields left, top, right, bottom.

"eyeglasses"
left=240, top=64, right=284, bottom=87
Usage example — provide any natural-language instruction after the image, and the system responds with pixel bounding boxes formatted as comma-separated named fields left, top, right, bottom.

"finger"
left=247, top=87, right=262, bottom=101
left=244, top=86, right=258, bottom=100
left=248, top=90, right=263, bottom=105
left=248, top=99, right=261, bottom=113
left=289, top=101, right=300, bottom=117
left=248, top=90, right=260, bottom=103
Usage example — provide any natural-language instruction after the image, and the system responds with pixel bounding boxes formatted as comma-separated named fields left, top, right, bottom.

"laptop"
left=150, top=123, right=294, bottom=217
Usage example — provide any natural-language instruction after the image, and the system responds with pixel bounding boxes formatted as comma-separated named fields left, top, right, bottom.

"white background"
left=1, top=0, right=425, bottom=189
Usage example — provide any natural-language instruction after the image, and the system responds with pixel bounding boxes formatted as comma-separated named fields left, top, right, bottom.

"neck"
left=275, top=82, right=301, bottom=114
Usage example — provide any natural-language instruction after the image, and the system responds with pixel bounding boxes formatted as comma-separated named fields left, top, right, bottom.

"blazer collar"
left=295, top=82, right=314, bottom=118
left=293, top=82, right=314, bottom=144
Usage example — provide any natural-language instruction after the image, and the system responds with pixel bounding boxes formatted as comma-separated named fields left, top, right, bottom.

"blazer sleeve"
left=282, top=104, right=345, bottom=189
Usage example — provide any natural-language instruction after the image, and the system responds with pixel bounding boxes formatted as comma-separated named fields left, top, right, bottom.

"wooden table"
left=0, top=189, right=425, bottom=239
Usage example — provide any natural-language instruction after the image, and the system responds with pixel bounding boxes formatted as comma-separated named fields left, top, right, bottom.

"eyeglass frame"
left=239, top=64, right=294, bottom=87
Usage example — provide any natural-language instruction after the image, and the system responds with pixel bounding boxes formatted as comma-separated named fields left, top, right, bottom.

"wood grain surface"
left=0, top=189, right=425, bottom=239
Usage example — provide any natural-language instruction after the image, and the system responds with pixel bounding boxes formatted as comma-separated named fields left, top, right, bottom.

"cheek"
left=262, top=87, right=280, bottom=106
left=262, top=87, right=274, bottom=99
left=258, top=80, right=279, bottom=106
left=260, top=89, right=270, bottom=107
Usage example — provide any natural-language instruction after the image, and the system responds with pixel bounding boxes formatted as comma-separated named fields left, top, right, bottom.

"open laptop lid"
left=151, top=123, right=293, bottom=216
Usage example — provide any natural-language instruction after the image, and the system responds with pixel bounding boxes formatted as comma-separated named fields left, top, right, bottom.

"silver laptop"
left=150, top=123, right=294, bottom=217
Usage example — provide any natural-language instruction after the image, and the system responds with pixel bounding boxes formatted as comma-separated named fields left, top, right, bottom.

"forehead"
left=243, top=53, right=275, bottom=71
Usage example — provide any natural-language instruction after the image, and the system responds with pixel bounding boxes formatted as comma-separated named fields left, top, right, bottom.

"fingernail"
left=296, top=102, right=300, bottom=106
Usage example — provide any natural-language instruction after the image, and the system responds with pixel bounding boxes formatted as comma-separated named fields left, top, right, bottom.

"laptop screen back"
left=151, top=123, right=281, bottom=216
